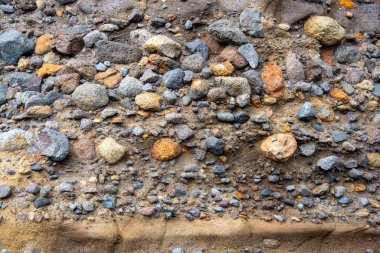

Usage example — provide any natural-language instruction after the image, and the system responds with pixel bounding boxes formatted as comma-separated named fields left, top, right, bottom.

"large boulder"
left=0, top=30, right=35, bottom=65
left=72, top=83, right=109, bottom=111
left=304, top=16, right=345, bottom=46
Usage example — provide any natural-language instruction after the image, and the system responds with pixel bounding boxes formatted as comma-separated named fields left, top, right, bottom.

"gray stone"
left=185, top=39, right=209, bottom=59
left=57, top=0, right=77, bottom=5
left=286, top=53, right=305, bottom=83
left=334, top=186, right=346, bottom=198
left=317, top=156, right=340, bottom=171
left=182, top=54, right=206, bottom=72
left=130, top=29, right=152, bottom=46
left=0, top=5, right=16, bottom=13
left=95, top=40, right=142, bottom=64
left=334, top=46, right=361, bottom=64
left=163, top=90, right=177, bottom=104
left=332, top=131, right=348, bottom=143
left=34, top=198, right=51, bottom=208
left=103, top=196, right=116, bottom=209
left=373, top=83, right=380, bottom=97
left=214, top=77, right=251, bottom=97
left=100, top=107, right=118, bottom=119
left=298, top=102, right=315, bottom=121
left=294, top=81, right=312, bottom=92
left=3, top=72, right=42, bottom=92
left=72, top=83, right=109, bottom=110
left=174, top=125, right=194, bottom=140
left=238, top=43, right=259, bottom=69
left=59, top=182, right=74, bottom=192
left=173, top=248, right=185, bottom=253
left=118, top=76, right=143, bottom=98
left=263, top=239, right=280, bottom=249
left=26, top=183, right=40, bottom=195
left=0, top=185, right=11, bottom=199
left=0, top=30, right=35, bottom=65
left=216, top=112, right=235, bottom=122
left=162, top=69, right=185, bottom=89
left=342, top=82, right=355, bottom=95
left=207, top=19, right=248, bottom=45
left=0, top=83, right=7, bottom=105
left=128, top=8, right=143, bottom=23
left=299, top=142, right=316, bottom=157
left=27, top=129, right=70, bottom=162
left=83, top=30, right=108, bottom=48
left=242, top=69, right=263, bottom=95
left=240, top=8, right=264, bottom=38
left=55, top=25, right=88, bottom=55
left=205, top=136, right=225, bottom=156
left=140, top=69, right=159, bottom=83
left=311, top=84, right=323, bottom=96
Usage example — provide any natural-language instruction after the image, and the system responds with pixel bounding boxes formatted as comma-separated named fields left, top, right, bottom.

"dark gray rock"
left=334, top=46, right=361, bottom=64
left=317, top=156, right=340, bottom=171
left=207, top=19, right=248, bottom=45
left=128, top=8, right=144, bottom=23
left=95, top=40, right=142, bottom=64
left=240, top=8, right=264, bottom=38
left=26, top=183, right=41, bottom=195
left=0, top=83, right=7, bottom=105
left=57, top=0, right=77, bottom=5
left=162, top=68, right=185, bottom=89
left=0, top=30, right=35, bottom=65
left=205, top=136, right=225, bottom=156
left=216, top=112, right=235, bottom=122
left=182, top=54, right=206, bottom=72
left=3, top=72, right=42, bottom=92
left=185, top=39, right=209, bottom=59
left=298, top=102, right=315, bottom=121
left=242, top=69, right=263, bottom=95
left=34, top=198, right=51, bottom=208
left=332, top=131, right=348, bottom=143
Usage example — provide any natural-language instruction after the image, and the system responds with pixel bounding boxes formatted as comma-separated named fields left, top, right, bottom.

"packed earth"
left=0, top=0, right=379, bottom=252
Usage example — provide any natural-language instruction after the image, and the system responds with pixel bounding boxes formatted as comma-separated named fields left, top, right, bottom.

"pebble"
left=304, top=16, right=345, bottom=46
left=240, top=8, right=264, bottom=38
left=237, top=43, right=259, bottom=69
left=317, top=156, right=340, bottom=171
left=162, top=69, right=185, bottom=89
left=0, top=185, right=11, bottom=199
left=205, top=137, right=225, bottom=156
left=98, top=137, right=126, bottom=164
left=207, top=19, right=248, bottom=45
left=260, top=134, right=297, bottom=162
left=72, top=83, right=109, bottom=111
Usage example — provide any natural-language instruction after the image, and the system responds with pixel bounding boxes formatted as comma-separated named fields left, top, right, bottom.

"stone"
left=368, top=153, right=380, bottom=168
left=128, top=8, right=144, bottom=23
left=317, top=156, right=340, bottom=171
left=310, top=98, right=334, bottom=122
left=207, top=19, right=248, bottom=45
left=263, top=239, right=280, bottom=249
left=57, top=0, right=77, bottom=5
left=130, top=29, right=152, bottom=46
left=210, top=61, right=234, bottom=76
left=55, top=25, right=88, bottom=55
left=217, top=112, right=235, bottom=122
left=205, top=136, right=225, bottom=156
left=238, top=43, right=259, bottom=69
left=214, top=77, right=251, bottom=97
left=345, top=68, right=364, bottom=85
left=103, top=196, right=116, bottom=209
left=152, top=138, right=181, bottom=161
left=0, top=29, right=35, bottom=65
left=99, top=24, right=119, bottom=32
left=98, top=137, right=126, bottom=164
left=243, top=69, right=264, bottom=95
left=140, top=69, right=159, bottom=83
left=72, top=138, right=96, bottom=160
left=262, top=62, right=285, bottom=99
left=71, top=83, right=109, bottom=111
left=26, top=183, right=41, bottom=195
left=135, top=92, right=162, bottom=111
left=332, top=131, right=348, bottom=143
left=260, top=133, right=297, bottom=162
left=304, top=16, right=345, bottom=46
left=139, top=207, right=156, bottom=216
left=298, top=102, right=315, bottom=121
left=83, top=30, right=108, bottom=48
left=35, top=34, right=53, bottom=55
left=162, top=69, right=185, bottom=89
left=51, top=73, right=80, bottom=94
left=95, top=40, right=142, bottom=64
left=0, top=129, right=35, bottom=152
left=59, top=182, right=73, bottom=192
left=37, top=63, right=63, bottom=78
left=0, top=84, right=7, bottom=105
left=285, top=52, right=305, bottom=83
left=240, top=8, right=264, bottom=38
left=34, top=198, right=51, bottom=208
left=299, top=142, right=316, bottom=156
left=66, top=59, right=97, bottom=80
left=27, top=129, right=70, bottom=162
left=143, top=35, right=181, bottom=58
left=185, top=39, right=209, bottom=59
left=26, top=105, right=53, bottom=119
left=173, top=125, right=194, bottom=140
left=118, top=76, right=143, bottom=97
left=312, top=183, right=329, bottom=196
left=294, top=81, right=312, bottom=92
left=182, top=54, right=206, bottom=72
left=95, top=69, right=123, bottom=89
left=3, top=72, right=42, bottom=92
left=220, top=46, right=247, bottom=69
left=330, top=88, right=349, bottom=102
left=190, top=79, right=208, bottom=100
left=0, top=185, right=11, bottom=199
left=334, top=46, right=361, bottom=64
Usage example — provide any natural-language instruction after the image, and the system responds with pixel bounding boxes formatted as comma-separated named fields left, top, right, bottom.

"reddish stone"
left=203, top=33, right=223, bottom=55
left=219, top=46, right=248, bottom=69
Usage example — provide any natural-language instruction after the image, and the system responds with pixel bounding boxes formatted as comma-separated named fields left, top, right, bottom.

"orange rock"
left=262, top=62, right=285, bottom=96
left=26, top=105, right=52, bottom=118
left=340, top=0, right=356, bottom=8
left=17, top=58, right=29, bottom=71
left=260, top=133, right=297, bottom=162
left=330, top=88, right=349, bottom=102
left=95, top=69, right=117, bottom=80
left=152, top=138, right=181, bottom=161
left=35, top=34, right=53, bottom=55
left=37, top=63, right=63, bottom=77
left=321, top=47, right=334, bottom=66
left=191, top=79, right=206, bottom=90
left=95, top=69, right=123, bottom=88
left=210, top=61, right=234, bottom=76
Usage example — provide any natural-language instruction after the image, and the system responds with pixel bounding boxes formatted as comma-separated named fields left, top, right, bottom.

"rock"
left=27, top=129, right=70, bottom=162
left=162, top=69, right=185, bottom=89
left=214, top=76, right=250, bottom=97
left=98, top=137, right=125, bottom=164
left=298, top=102, right=315, bottom=121
left=312, top=183, right=329, bottom=196
left=317, top=156, right=340, bottom=171
left=332, top=131, right=348, bottom=143
left=130, top=29, right=152, bottom=46
left=3, top=72, right=42, bottom=92
left=0, top=84, right=7, bottom=105
left=95, top=69, right=123, bottom=89
left=172, top=248, right=185, bottom=253
left=55, top=25, right=88, bottom=55
left=99, top=24, right=119, bottom=32
left=330, top=88, right=349, bottom=102
left=103, top=196, right=116, bottom=209
left=205, top=136, right=225, bottom=156
left=182, top=54, right=206, bottom=72
left=210, top=61, right=235, bottom=76
left=59, top=182, right=73, bottom=192
left=240, top=8, right=264, bottom=38
left=72, top=138, right=96, bottom=160
left=220, top=46, right=247, bottom=69
left=345, top=68, right=364, bottom=85
left=0, top=29, right=35, bottom=65
left=261, top=133, right=297, bottom=162
left=203, top=34, right=223, bottom=55
left=285, top=52, right=305, bottom=83
left=263, top=239, right=280, bottom=249
left=66, top=59, right=97, bottom=80
left=304, top=16, right=345, bottom=46
left=152, top=138, right=181, bottom=161
left=35, top=34, right=53, bottom=55
left=217, top=112, right=235, bottom=122
left=0, top=129, right=35, bottom=152
left=37, top=63, right=63, bottom=78
left=26, top=183, right=41, bottom=195
left=135, top=92, right=162, bottom=111
left=310, top=98, right=334, bottom=122
left=128, top=8, right=143, bottom=23
left=368, top=153, right=380, bottom=168
left=243, top=69, right=264, bottom=95
left=71, top=83, right=109, bottom=111
left=207, top=19, right=248, bottom=45
left=262, top=62, right=285, bottom=98
left=333, top=186, right=346, bottom=198
left=95, top=40, right=142, bottom=64
left=334, top=46, right=361, bottom=64
left=118, top=76, right=143, bottom=98
left=140, top=69, right=159, bottom=83
left=57, top=0, right=77, bottom=5
left=185, top=39, right=209, bottom=59
left=0, top=185, right=11, bottom=199
left=50, top=73, right=80, bottom=94
left=83, top=30, right=108, bottom=48
left=173, top=124, right=194, bottom=140
left=26, top=105, right=52, bottom=119
left=299, top=142, right=316, bottom=156
left=238, top=43, right=259, bottom=69
left=139, top=207, right=156, bottom=216
left=294, top=81, right=312, bottom=92
left=143, top=35, right=181, bottom=58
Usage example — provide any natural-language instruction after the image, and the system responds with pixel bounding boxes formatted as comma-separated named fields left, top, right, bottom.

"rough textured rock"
left=0, top=29, right=35, bottom=65
left=0, top=129, right=35, bottom=152
left=152, top=138, right=181, bottom=161
left=3, top=72, right=42, bottom=92
left=95, top=40, right=142, bottom=64
left=207, top=19, right=248, bottom=45
left=35, top=34, right=53, bottom=55
left=304, top=16, right=345, bottom=46
left=260, top=133, right=297, bottom=162
left=98, top=137, right=126, bottom=164
left=214, top=77, right=251, bottom=97
left=55, top=25, right=88, bottom=55
left=285, top=52, right=305, bottom=83
left=135, top=92, right=162, bottom=111
left=118, top=76, right=143, bottom=97
left=71, top=83, right=109, bottom=111
left=239, top=8, right=264, bottom=38
left=143, top=35, right=181, bottom=58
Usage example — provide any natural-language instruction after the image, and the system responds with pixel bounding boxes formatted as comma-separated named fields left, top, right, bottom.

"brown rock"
left=310, top=98, right=335, bottom=122
left=152, top=138, right=181, bottom=161
left=135, top=92, right=162, bottom=111
left=203, top=34, right=223, bottom=55
left=285, top=52, right=304, bottom=84
left=37, top=63, right=63, bottom=78
left=260, top=133, right=297, bottom=162
left=55, top=73, right=81, bottom=94
left=55, top=26, right=88, bottom=55
left=210, top=61, right=234, bottom=76
left=66, top=59, right=97, bottom=80
left=95, top=69, right=123, bottom=88
left=72, top=138, right=96, bottom=160
left=219, top=46, right=248, bottom=69
left=304, top=64, right=322, bottom=82
left=262, top=62, right=285, bottom=99
left=304, top=16, right=345, bottom=46
left=35, top=34, right=53, bottom=55
left=26, top=105, right=52, bottom=119
left=311, top=183, right=329, bottom=196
